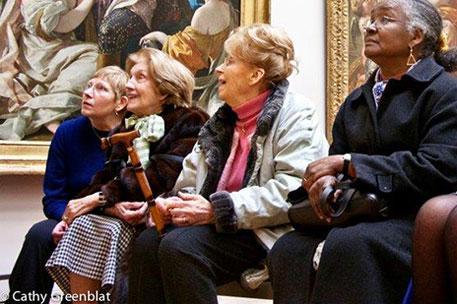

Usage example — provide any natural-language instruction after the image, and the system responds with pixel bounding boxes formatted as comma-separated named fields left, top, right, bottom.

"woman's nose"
left=83, top=86, right=93, bottom=97
left=364, top=20, right=377, bottom=33
left=126, top=78, right=135, bottom=90
left=215, top=64, right=223, bottom=74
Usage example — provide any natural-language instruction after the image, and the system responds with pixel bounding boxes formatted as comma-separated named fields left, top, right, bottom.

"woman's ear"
left=410, top=27, right=425, bottom=49
left=249, top=68, right=266, bottom=86
left=115, top=95, right=129, bottom=113
left=158, top=94, right=168, bottom=103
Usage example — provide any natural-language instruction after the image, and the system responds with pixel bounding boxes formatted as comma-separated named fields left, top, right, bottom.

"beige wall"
left=0, top=175, right=44, bottom=275
left=271, top=0, right=326, bottom=133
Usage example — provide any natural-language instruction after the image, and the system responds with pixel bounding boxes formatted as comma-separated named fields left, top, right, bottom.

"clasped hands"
left=153, top=192, right=215, bottom=227
left=302, top=155, right=350, bottom=223
left=53, top=194, right=148, bottom=244
left=53, top=191, right=215, bottom=243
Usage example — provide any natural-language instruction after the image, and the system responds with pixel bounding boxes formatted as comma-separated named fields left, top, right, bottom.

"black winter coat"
left=331, top=56, right=457, bottom=212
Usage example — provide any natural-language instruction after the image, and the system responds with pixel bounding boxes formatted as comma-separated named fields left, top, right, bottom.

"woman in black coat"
left=268, top=1, right=457, bottom=303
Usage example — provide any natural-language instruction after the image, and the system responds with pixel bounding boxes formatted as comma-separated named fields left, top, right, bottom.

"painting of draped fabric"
left=0, top=0, right=98, bottom=141
left=141, top=0, right=241, bottom=114
left=0, top=0, right=270, bottom=174
left=326, top=0, right=457, bottom=138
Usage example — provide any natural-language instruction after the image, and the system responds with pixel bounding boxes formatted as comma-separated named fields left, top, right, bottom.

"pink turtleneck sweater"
left=217, top=90, right=271, bottom=192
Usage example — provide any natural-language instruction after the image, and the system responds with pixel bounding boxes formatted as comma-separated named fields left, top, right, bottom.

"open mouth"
left=82, top=100, right=93, bottom=108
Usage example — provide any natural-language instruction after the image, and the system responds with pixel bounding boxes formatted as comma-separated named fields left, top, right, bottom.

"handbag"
left=287, top=177, right=389, bottom=230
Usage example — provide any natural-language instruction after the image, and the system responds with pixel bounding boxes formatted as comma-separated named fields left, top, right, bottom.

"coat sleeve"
left=351, top=87, right=457, bottom=201
left=329, top=100, right=351, bottom=155
left=143, top=108, right=207, bottom=196
left=212, top=99, right=329, bottom=231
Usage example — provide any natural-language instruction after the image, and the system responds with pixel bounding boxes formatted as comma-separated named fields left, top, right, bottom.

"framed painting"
left=326, top=0, right=457, bottom=138
left=0, top=0, right=270, bottom=175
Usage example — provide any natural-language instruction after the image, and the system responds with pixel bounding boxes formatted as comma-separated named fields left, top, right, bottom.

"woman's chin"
left=81, top=108, right=91, bottom=117
left=126, top=104, right=136, bottom=113
left=217, top=90, right=226, bottom=102
left=363, top=48, right=380, bottom=61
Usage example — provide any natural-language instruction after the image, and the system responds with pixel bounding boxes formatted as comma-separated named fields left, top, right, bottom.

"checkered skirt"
left=46, top=214, right=135, bottom=293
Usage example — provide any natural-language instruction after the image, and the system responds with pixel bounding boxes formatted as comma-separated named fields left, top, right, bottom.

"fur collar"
left=198, top=79, right=289, bottom=198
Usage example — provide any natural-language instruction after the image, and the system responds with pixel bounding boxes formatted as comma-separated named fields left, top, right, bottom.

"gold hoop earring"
left=406, top=46, right=417, bottom=66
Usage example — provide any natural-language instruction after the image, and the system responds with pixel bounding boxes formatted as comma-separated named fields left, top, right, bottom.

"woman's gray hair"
left=383, top=0, right=442, bottom=57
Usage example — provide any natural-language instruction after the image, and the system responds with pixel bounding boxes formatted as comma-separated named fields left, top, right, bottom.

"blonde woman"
left=45, top=48, right=208, bottom=303
left=6, top=66, right=129, bottom=304
left=128, top=24, right=328, bottom=304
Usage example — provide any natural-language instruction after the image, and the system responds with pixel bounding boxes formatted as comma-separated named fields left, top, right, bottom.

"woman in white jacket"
left=127, top=24, right=328, bottom=304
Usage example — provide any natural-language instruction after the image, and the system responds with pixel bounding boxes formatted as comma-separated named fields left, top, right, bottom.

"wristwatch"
left=98, top=191, right=107, bottom=213
left=342, top=153, right=352, bottom=178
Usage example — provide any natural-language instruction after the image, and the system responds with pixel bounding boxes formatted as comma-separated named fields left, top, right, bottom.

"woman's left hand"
left=62, top=192, right=100, bottom=224
left=166, top=192, right=215, bottom=226
left=308, top=175, right=340, bottom=222
left=106, top=202, right=148, bottom=225
left=303, top=155, right=344, bottom=191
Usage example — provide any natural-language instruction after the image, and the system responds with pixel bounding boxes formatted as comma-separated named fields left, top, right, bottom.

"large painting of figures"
left=326, top=0, right=457, bottom=138
left=0, top=0, right=270, bottom=174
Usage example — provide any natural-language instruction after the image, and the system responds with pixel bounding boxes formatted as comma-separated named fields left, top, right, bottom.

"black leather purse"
left=287, top=178, right=389, bottom=231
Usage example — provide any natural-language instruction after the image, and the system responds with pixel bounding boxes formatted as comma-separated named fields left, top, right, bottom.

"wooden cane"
left=101, top=130, right=165, bottom=235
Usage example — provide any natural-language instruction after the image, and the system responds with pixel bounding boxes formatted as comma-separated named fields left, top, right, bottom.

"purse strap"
left=319, top=176, right=356, bottom=218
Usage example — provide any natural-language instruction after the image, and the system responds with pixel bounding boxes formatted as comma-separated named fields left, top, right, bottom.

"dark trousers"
left=128, top=225, right=267, bottom=304
left=6, top=219, right=58, bottom=304
left=268, top=219, right=413, bottom=304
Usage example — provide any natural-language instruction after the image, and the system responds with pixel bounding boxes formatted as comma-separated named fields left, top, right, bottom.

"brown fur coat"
left=79, top=104, right=209, bottom=204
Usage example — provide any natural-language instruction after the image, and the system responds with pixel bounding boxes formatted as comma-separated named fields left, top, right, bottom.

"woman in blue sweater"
left=6, top=66, right=129, bottom=304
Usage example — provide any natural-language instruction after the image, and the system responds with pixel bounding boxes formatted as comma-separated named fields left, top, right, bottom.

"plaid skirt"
left=46, top=214, right=135, bottom=293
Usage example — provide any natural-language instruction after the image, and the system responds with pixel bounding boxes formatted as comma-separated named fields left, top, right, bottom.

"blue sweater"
left=42, top=116, right=107, bottom=220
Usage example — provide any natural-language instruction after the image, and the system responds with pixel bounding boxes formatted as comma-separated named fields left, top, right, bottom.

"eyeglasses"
left=363, top=16, right=399, bottom=31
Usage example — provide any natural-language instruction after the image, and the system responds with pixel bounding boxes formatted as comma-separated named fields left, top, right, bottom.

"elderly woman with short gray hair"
left=268, top=1, right=457, bottom=303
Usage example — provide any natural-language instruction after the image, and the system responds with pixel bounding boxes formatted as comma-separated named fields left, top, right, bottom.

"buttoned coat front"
left=332, top=56, right=457, bottom=211
left=299, top=56, right=457, bottom=304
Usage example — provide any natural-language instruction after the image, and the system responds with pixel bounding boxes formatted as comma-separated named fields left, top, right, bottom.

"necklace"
left=91, top=125, right=108, bottom=142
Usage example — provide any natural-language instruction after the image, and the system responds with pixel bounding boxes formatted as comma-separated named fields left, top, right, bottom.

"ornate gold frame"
left=241, top=0, right=270, bottom=26
left=326, top=0, right=350, bottom=139
left=0, top=0, right=270, bottom=175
